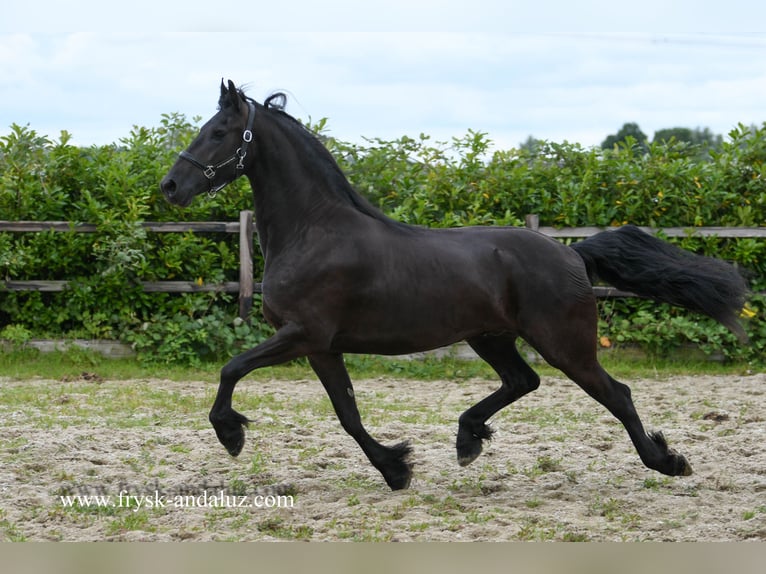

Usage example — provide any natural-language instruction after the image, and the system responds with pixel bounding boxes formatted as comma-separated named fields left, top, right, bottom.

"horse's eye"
left=212, top=130, right=226, bottom=140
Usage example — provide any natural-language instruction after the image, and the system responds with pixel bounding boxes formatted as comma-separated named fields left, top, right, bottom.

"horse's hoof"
left=387, top=471, right=412, bottom=491
left=224, top=432, right=245, bottom=457
left=383, top=442, right=413, bottom=490
left=218, top=421, right=246, bottom=457
left=675, top=454, right=693, bottom=476
left=456, top=423, right=493, bottom=467
left=210, top=408, right=249, bottom=457
left=648, top=431, right=692, bottom=477
left=456, top=439, right=483, bottom=467
left=457, top=454, right=479, bottom=467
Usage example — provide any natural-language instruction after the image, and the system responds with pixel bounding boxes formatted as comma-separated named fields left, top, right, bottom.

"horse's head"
left=160, top=80, right=256, bottom=207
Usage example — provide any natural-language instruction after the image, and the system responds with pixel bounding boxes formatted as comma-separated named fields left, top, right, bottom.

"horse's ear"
left=219, top=79, right=241, bottom=110
left=226, top=79, right=241, bottom=111
left=219, top=79, right=232, bottom=109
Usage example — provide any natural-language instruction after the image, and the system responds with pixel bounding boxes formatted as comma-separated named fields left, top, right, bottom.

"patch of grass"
left=0, top=377, right=209, bottom=431
left=448, top=475, right=488, bottom=496
left=106, top=511, right=155, bottom=536
left=337, top=473, right=381, bottom=492
left=562, top=531, right=590, bottom=542
left=511, top=405, right=597, bottom=428
left=55, top=495, right=120, bottom=518
left=0, top=509, right=27, bottom=542
left=424, top=495, right=467, bottom=520
left=465, top=508, right=494, bottom=524
left=742, top=506, right=766, bottom=521
left=344, top=354, right=497, bottom=381
left=525, top=498, right=542, bottom=509
left=642, top=476, right=673, bottom=491
left=256, top=517, right=313, bottom=540
left=524, top=455, right=564, bottom=479
left=515, top=516, right=557, bottom=541
left=0, top=348, right=211, bottom=382
left=247, top=452, right=268, bottom=475
left=0, top=346, right=754, bottom=384
left=228, top=478, right=248, bottom=496
left=407, top=521, right=430, bottom=532
left=588, top=497, right=642, bottom=528
left=714, top=476, right=737, bottom=492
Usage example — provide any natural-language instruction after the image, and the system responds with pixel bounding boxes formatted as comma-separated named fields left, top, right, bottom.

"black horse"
left=161, top=81, right=749, bottom=490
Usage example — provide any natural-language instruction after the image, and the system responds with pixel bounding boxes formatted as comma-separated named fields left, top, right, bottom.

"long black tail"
left=572, top=225, right=750, bottom=342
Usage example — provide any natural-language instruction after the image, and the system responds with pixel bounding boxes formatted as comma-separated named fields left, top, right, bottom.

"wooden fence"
left=0, top=210, right=257, bottom=320
left=1, top=212, right=764, bottom=317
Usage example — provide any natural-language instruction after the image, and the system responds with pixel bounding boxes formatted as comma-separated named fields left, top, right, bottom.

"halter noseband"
left=178, top=99, right=256, bottom=198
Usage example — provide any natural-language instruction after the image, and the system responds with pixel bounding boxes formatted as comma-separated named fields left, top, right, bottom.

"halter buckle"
left=236, top=148, right=247, bottom=170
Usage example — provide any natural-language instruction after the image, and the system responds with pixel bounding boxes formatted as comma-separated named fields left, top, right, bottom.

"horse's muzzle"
left=160, top=177, right=189, bottom=207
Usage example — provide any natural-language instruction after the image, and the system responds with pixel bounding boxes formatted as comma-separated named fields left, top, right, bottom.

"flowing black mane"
left=255, top=90, right=411, bottom=231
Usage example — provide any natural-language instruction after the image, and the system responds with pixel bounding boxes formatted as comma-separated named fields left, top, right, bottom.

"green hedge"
left=325, top=125, right=765, bottom=365
left=1, top=115, right=764, bottom=365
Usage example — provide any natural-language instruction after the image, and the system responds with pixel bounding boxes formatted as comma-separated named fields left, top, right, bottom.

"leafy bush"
left=1, top=114, right=764, bottom=366
left=1, top=116, right=263, bottom=364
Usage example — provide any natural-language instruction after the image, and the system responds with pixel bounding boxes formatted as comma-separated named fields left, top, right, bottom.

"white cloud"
left=1, top=26, right=765, bottom=149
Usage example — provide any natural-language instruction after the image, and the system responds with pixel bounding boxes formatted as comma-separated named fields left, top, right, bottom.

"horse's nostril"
left=161, top=178, right=176, bottom=197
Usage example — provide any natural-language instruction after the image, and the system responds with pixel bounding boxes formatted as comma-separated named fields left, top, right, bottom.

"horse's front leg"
left=308, top=352, right=413, bottom=490
left=210, top=322, right=309, bottom=456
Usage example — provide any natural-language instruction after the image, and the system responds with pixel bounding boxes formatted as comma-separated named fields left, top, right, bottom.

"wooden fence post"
left=524, top=214, right=539, bottom=230
left=238, top=210, right=254, bottom=320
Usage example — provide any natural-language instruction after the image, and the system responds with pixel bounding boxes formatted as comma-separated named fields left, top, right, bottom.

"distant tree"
left=653, top=126, right=723, bottom=148
left=601, top=123, right=649, bottom=151
left=653, top=127, right=694, bottom=144
left=518, top=135, right=544, bottom=155
left=696, top=127, right=724, bottom=150
left=652, top=127, right=723, bottom=159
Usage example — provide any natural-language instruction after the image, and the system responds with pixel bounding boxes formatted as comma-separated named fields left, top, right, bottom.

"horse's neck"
left=247, top=168, right=351, bottom=260
left=248, top=117, right=364, bottom=258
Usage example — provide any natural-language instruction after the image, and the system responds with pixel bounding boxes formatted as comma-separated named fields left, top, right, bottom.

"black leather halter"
left=178, top=99, right=256, bottom=197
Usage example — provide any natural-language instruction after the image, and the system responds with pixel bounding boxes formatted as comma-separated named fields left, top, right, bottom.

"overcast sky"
left=2, top=1, right=766, bottom=150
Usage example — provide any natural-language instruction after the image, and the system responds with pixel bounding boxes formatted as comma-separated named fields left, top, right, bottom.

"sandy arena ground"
left=1, top=372, right=765, bottom=541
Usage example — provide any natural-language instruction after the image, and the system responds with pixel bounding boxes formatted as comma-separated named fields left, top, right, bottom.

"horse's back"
left=431, top=226, right=589, bottom=286
left=355, top=222, right=592, bottom=304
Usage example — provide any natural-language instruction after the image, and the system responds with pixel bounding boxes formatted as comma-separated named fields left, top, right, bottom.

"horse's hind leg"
left=308, top=352, right=413, bottom=490
left=457, top=334, right=540, bottom=466
left=526, top=307, right=692, bottom=477
left=561, top=360, right=692, bottom=476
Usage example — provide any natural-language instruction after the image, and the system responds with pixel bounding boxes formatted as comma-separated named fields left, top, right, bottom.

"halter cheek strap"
left=179, top=99, right=256, bottom=198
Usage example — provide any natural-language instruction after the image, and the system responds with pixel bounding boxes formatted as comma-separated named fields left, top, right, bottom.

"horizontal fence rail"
left=0, top=221, right=242, bottom=233
left=522, top=214, right=766, bottom=238
left=0, top=210, right=259, bottom=320
left=2, top=213, right=763, bottom=315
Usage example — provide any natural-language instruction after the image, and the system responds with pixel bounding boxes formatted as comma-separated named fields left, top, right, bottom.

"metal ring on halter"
left=236, top=148, right=247, bottom=170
